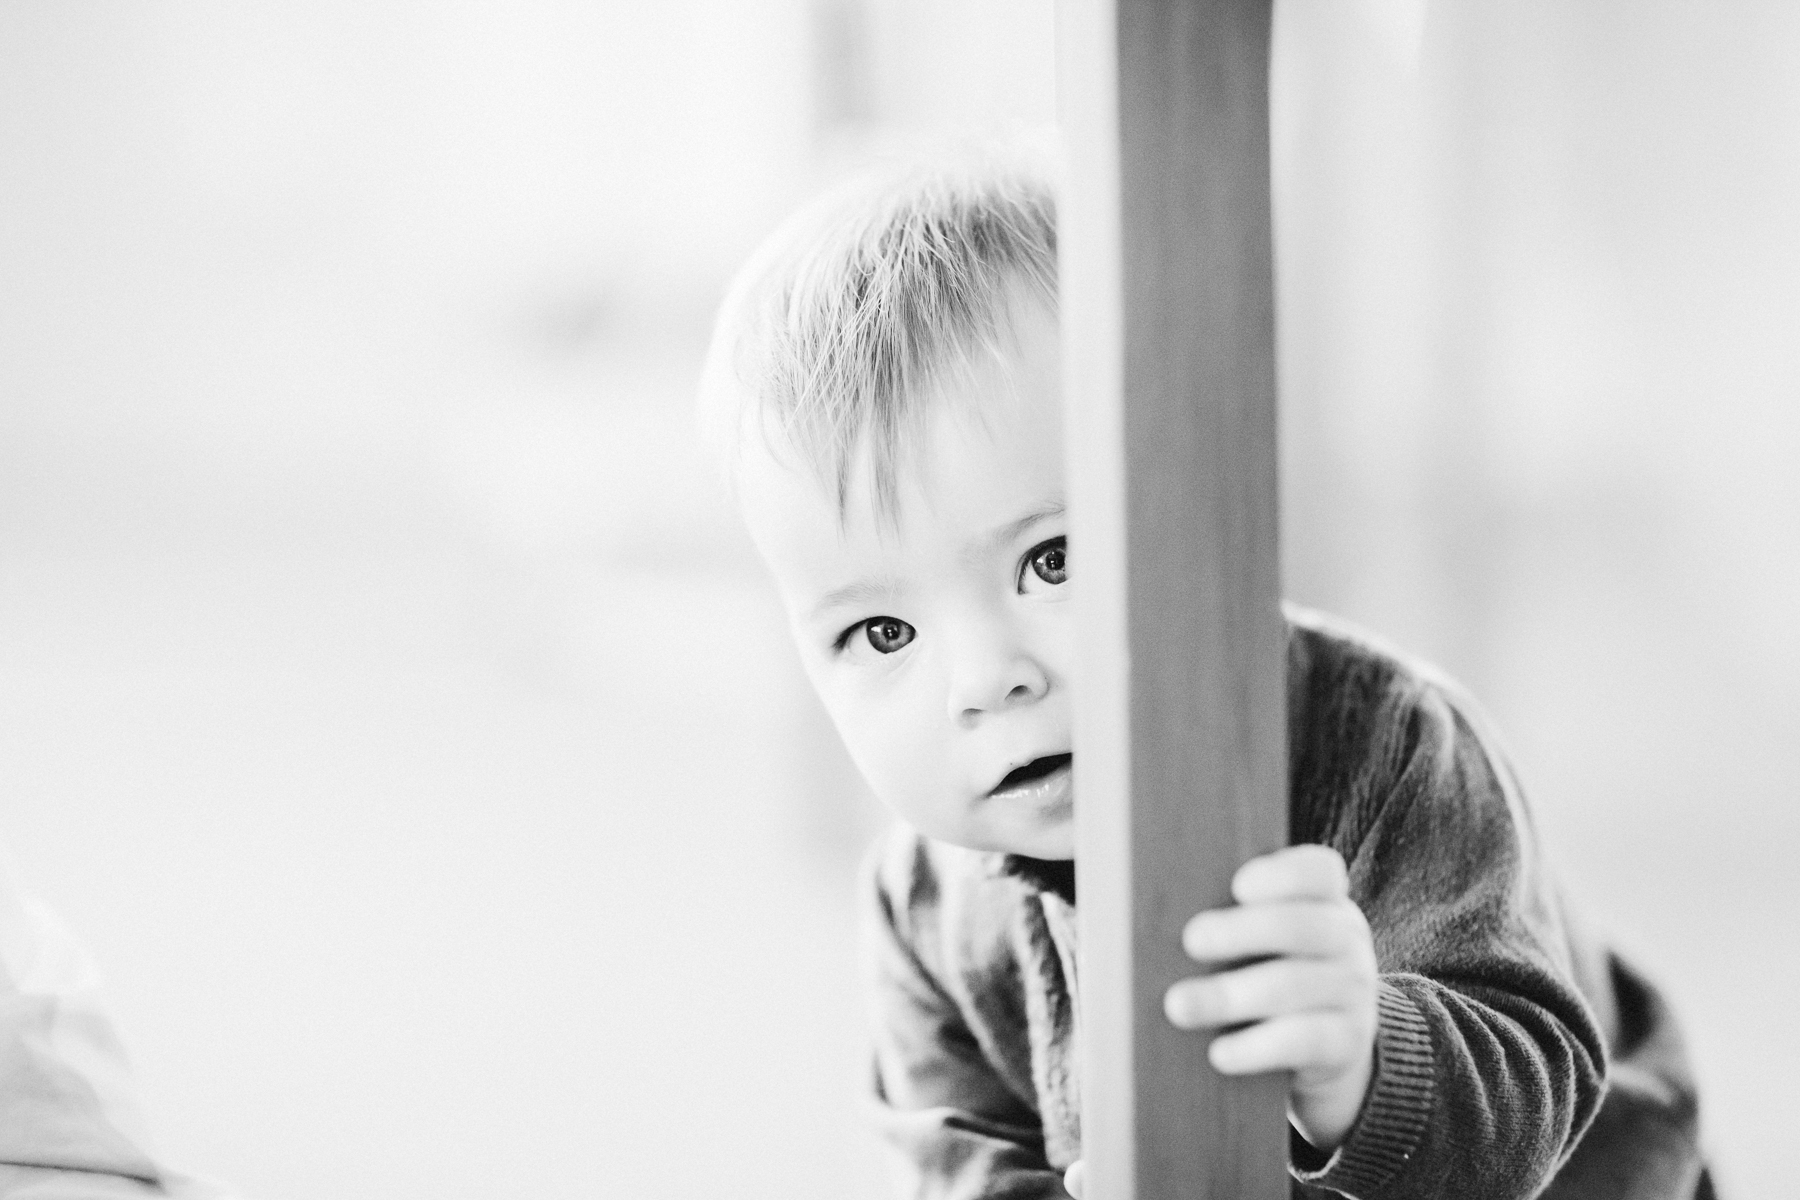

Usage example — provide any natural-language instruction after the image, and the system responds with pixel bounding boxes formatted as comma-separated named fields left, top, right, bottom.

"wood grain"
left=1058, top=0, right=1289, bottom=1195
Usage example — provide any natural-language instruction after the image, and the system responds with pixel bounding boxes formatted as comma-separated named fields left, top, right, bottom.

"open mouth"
left=991, top=752, right=1073, bottom=795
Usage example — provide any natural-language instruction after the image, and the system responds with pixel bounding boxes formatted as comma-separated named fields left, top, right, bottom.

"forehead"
left=738, top=305, right=1063, bottom=611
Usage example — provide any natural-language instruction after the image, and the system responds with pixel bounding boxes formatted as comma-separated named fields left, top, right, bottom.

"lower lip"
left=990, top=762, right=1074, bottom=811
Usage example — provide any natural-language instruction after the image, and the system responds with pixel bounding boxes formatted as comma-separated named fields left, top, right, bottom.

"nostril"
left=1006, top=680, right=1046, bottom=706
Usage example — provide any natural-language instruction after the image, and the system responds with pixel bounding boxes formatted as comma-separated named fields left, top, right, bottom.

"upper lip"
left=988, top=752, right=1073, bottom=795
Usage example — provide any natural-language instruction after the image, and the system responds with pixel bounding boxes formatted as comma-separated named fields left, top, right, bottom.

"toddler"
left=699, top=155, right=1708, bottom=1199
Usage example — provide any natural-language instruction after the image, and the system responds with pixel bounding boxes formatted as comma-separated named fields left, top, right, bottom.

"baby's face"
left=739, top=302, right=1074, bottom=859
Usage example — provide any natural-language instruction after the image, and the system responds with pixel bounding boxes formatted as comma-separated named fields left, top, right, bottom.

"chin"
left=919, top=801, right=1075, bottom=860
left=1006, top=821, right=1075, bottom=862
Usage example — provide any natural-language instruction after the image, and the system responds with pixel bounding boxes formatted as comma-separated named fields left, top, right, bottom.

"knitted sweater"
left=862, top=609, right=1709, bottom=1199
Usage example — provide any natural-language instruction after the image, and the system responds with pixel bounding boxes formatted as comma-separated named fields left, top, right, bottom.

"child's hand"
left=1059, top=846, right=1375, bottom=1195
left=1163, top=844, right=1378, bottom=1152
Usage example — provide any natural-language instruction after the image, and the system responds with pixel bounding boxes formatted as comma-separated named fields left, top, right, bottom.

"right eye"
left=856, top=616, right=915, bottom=655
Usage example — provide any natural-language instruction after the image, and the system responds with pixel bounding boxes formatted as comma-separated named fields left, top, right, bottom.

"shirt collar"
left=991, top=853, right=1078, bottom=906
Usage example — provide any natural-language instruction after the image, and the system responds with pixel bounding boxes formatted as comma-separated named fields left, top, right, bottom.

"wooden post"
left=1059, top=0, right=1289, bottom=1197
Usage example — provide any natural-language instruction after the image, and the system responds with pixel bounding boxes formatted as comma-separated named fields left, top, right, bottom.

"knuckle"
left=1236, top=1025, right=1282, bottom=1071
left=1210, top=975, right=1241, bottom=1020
left=1306, top=903, right=1346, bottom=949
left=1292, top=963, right=1331, bottom=1006
left=1269, top=908, right=1310, bottom=954
left=1325, top=848, right=1350, bottom=885
left=1300, top=844, right=1347, bottom=888
left=1249, top=905, right=1287, bottom=946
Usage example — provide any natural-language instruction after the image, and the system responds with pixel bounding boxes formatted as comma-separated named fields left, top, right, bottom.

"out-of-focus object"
left=0, top=851, right=234, bottom=1199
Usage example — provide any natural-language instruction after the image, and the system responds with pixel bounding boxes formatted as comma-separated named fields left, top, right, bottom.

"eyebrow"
left=810, top=577, right=901, bottom=623
left=967, top=501, right=1066, bottom=566
left=807, top=501, right=1067, bottom=623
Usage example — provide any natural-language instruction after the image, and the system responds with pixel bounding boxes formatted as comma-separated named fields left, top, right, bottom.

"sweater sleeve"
left=1283, top=635, right=1608, bottom=1199
left=861, top=834, right=1069, bottom=1200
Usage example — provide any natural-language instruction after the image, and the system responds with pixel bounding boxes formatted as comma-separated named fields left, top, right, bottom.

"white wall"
left=1, top=2, right=1793, bottom=1196
left=1275, top=5, right=1800, bottom=1192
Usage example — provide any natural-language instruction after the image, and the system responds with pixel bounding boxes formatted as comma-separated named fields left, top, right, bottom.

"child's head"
left=702, top=153, right=1075, bottom=860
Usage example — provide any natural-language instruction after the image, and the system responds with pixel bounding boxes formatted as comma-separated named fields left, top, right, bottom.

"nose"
left=945, top=622, right=1051, bottom=725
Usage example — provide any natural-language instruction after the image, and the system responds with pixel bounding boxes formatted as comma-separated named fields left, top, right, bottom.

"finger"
left=1164, top=958, right=1368, bottom=1030
left=1063, top=1160, right=1085, bottom=1199
left=1181, top=899, right=1368, bottom=963
left=1232, top=844, right=1348, bottom=905
left=1207, top=1011, right=1363, bottom=1077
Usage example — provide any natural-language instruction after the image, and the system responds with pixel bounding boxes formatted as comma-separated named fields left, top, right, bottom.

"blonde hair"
left=698, top=149, right=1059, bottom=521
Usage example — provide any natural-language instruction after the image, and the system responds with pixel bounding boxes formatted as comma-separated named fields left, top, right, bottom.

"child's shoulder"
left=1282, top=604, right=1519, bottom=843
left=1283, top=603, right=1495, bottom=744
left=1285, top=603, right=1459, bottom=700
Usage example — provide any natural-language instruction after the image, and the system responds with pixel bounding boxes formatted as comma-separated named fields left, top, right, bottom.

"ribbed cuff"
left=1291, top=980, right=1436, bottom=1198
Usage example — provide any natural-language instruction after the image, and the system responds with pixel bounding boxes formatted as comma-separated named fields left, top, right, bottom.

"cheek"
left=807, top=665, right=949, bottom=806
left=830, top=685, right=928, bottom=778
left=1033, top=603, right=1078, bottom=689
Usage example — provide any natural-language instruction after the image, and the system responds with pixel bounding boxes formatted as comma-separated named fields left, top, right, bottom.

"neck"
left=1000, top=854, right=1076, bottom=905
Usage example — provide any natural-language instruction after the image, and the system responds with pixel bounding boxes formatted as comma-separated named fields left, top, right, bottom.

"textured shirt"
left=862, top=608, right=1709, bottom=1199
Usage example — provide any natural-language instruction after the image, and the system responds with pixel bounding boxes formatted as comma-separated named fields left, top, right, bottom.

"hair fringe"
left=698, top=144, right=1060, bottom=523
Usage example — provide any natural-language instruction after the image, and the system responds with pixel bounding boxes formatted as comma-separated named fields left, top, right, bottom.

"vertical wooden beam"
left=1059, top=0, right=1288, bottom=1197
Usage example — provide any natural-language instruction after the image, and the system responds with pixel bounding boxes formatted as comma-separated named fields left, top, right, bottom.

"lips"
left=990, top=752, right=1073, bottom=797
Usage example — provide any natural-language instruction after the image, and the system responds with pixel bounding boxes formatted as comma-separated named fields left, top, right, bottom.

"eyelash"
left=834, top=616, right=914, bottom=658
left=832, top=534, right=1069, bottom=655
left=1018, top=535, right=1068, bottom=591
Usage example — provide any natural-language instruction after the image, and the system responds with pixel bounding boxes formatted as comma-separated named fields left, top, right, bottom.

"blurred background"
left=0, top=1, right=1793, bottom=1197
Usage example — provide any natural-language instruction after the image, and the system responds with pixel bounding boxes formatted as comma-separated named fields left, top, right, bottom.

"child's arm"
left=1165, top=660, right=1610, bottom=1198
left=1073, top=668, right=1609, bottom=1198
left=1072, top=625, right=1703, bottom=1200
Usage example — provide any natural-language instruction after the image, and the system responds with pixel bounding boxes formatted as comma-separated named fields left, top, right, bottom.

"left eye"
left=861, top=617, right=915, bottom=654
left=1022, top=536, right=1068, bottom=589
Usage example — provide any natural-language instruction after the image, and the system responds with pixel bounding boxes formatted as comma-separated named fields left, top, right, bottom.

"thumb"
left=1063, top=1160, right=1086, bottom=1199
